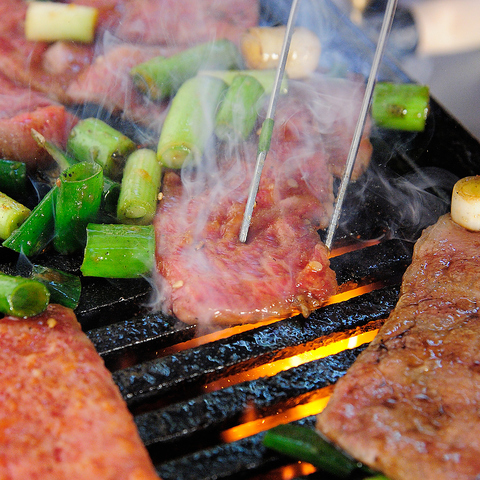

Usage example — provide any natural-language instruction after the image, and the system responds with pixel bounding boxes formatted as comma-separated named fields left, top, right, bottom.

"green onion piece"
left=54, top=161, right=103, bottom=255
left=31, top=128, right=77, bottom=172
left=101, top=176, right=121, bottom=216
left=0, top=191, right=31, bottom=241
left=157, top=75, right=228, bottom=169
left=0, top=273, right=50, bottom=318
left=263, top=424, right=371, bottom=478
left=117, top=148, right=161, bottom=225
left=80, top=223, right=155, bottom=278
left=371, top=82, right=430, bottom=132
left=130, top=39, right=243, bottom=101
left=199, top=69, right=288, bottom=95
left=66, top=118, right=136, bottom=180
left=0, top=159, right=27, bottom=199
left=215, top=74, right=265, bottom=142
left=30, top=264, right=81, bottom=310
left=2, top=186, right=57, bottom=256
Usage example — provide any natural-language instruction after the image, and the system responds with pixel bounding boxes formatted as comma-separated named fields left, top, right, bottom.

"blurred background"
left=334, top=0, right=480, bottom=141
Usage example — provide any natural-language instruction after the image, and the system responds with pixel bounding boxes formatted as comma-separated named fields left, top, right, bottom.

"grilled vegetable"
left=66, top=118, right=136, bottom=180
left=130, top=39, right=243, bottom=101
left=0, top=192, right=31, bottom=241
left=451, top=175, right=480, bottom=231
left=0, top=273, right=50, bottom=318
left=25, top=2, right=98, bottom=43
left=53, top=161, right=103, bottom=255
left=101, top=177, right=121, bottom=217
left=0, top=159, right=27, bottom=200
left=81, top=223, right=155, bottom=278
left=215, top=74, right=265, bottom=142
left=2, top=186, right=57, bottom=256
left=31, top=265, right=81, bottom=310
left=199, top=69, right=288, bottom=95
left=117, top=148, right=161, bottom=225
left=240, top=26, right=321, bottom=79
left=157, top=75, right=228, bottom=169
left=32, top=128, right=76, bottom=173
left=371, top=82, right=430, bottom=131
left=263, top=424, right=375, bottom=478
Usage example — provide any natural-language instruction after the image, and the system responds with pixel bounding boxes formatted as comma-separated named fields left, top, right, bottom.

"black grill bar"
left=135, top=344, right=366, bottom=449
left=113, top=285, right=399, bottom=407
left=156, top=417, right=320, bottom=480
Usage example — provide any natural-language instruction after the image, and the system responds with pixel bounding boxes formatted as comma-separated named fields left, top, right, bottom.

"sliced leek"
left=451, top=175, right=480, bottom=231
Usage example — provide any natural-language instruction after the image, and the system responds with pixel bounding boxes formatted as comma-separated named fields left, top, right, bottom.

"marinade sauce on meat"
left=317, top=214, right=480, bottom=480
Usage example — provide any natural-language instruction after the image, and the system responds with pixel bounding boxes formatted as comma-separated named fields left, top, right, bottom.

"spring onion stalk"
left=157, top=75, right=228, bottom=169
left=451, top=175, right=480, bottom=231
left=0, top=273, right=50, bottom=318
left=117, top=148, right=161, bottom=225
left=0, top=192, right=31, bottom=241
left=2, top=186, right=57, bottom=256
left=0, top=159, right=27, bottom=199
left=263, top=424, right=374, bottom=478
left=66, top=118, right=136, bottom=180
left=130, top=39, right=243, bottom=101
left=53, top=161, right=103, bottom=255
left=371, top=82, right=430, bottom=132
left=215, top=74, right=265, bottom=142
left=101, top=177, right=121, bottom=216
left=25, top=2, right=98, bottom=43
left=30, top=264, right=81, bottom=310
left=199, top=69, right=288, bottom=95
left=80, top=223, right=155, bottom=278
left=31, top=128, right=76, bottom=172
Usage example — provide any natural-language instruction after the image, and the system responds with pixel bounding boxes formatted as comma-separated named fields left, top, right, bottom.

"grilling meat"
left=154, top=77, right=372, bottom=326
left=317, top=213, right=480, bottom=480
left=0, top=304, right=160, bottom=480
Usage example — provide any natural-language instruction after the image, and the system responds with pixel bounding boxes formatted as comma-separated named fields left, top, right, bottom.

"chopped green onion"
left=0, top=159, right=28, bottom=199
left=101, top=176, right=121, bottom=216
left=31, top=128, right=76, bottom=172
left=157, top=75, right=228, bottom=169
left=80, top=223, right=155, bottom=278
left=199, top=69, right=288, bottom=95
left=130, top=39, right=243, bottom=101
left=0, top=191, right=31, bottom=241
left=117, top=148, right=161, bottom=225
left=215, top=74, right=265, bottom=142
left=0, top=273, right=50, bottom=318
left=30, top=264, right=81, bottom=310
left=263, top=424, right=374, bottom=478
left=53, top=161, right=103, bottom=255
left=66, top=118, right=136, bottom=180
left=371, top=82, right=430, bottom=132
left=2, top=186, right=57, bottom=256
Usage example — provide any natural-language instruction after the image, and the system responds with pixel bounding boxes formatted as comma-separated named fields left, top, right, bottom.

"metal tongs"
left=239, top=0, right=399, bottom=248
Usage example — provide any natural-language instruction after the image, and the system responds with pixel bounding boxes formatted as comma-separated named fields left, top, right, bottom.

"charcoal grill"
left=1, top=1, right=480, bottom=478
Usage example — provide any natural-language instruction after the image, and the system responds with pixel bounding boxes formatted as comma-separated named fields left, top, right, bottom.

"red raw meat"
left=0, top=73, right=77, bottom=169
left=0, top=304, right=160, bottom=480
left=153, top=77, right=372, bottom=326
left=75, top=0, right=259, bottom=46
left=317, top=214, right=480, bottom=480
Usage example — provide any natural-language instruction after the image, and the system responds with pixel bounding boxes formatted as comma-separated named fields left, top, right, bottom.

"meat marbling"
left=0, top=304, right=160, bottom=480
left=153, top=77, right=373, bottom=326
left=317, top=213, right=480, bottom=480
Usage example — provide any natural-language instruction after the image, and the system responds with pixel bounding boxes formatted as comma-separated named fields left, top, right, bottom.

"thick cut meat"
left=66, top=43, right=176, bottom=129
left=154, top=77, right=372, bottom=326
left=0, top=304, right=160, bottom=480
left=0, top=73, right=77, bottom=169
left=317, top=214, right=480, bottom=480
left=75, top=0, right=259, bottom=46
